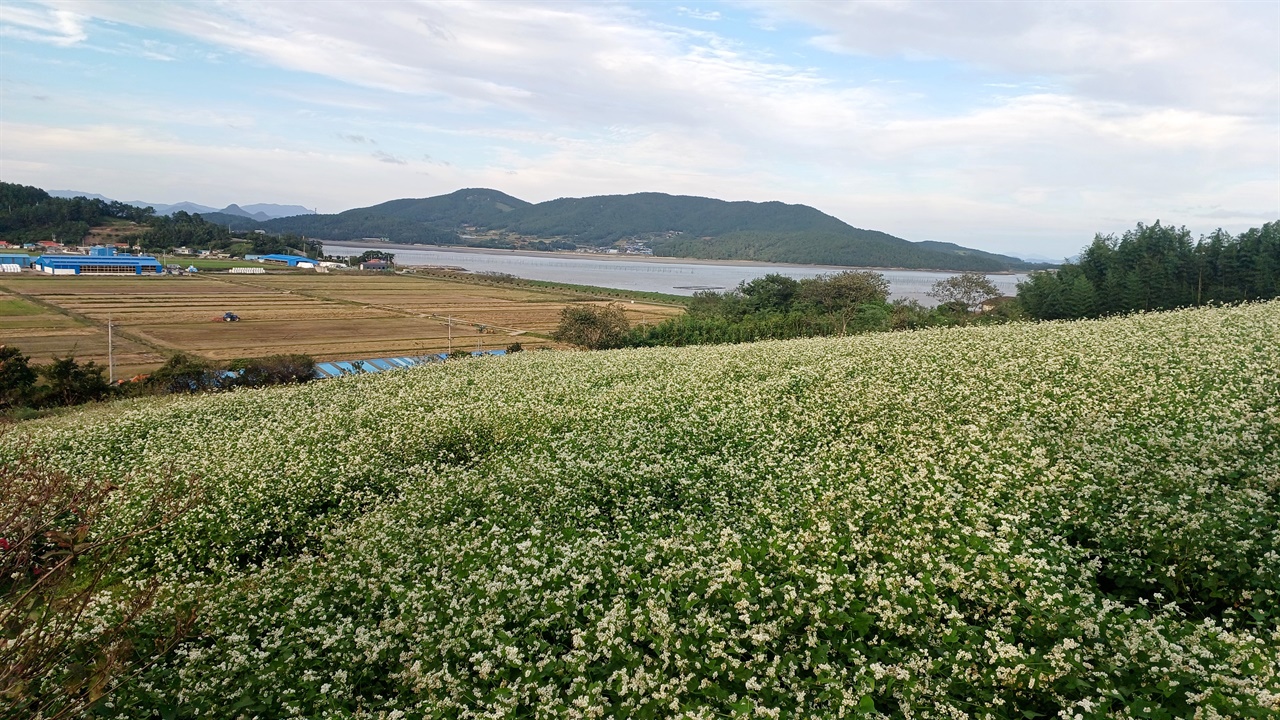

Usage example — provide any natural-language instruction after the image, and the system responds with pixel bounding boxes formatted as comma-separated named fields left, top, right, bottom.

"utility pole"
left=448, top=316, right=453, bottom=353
left=108, top=316, right=114, bottom=383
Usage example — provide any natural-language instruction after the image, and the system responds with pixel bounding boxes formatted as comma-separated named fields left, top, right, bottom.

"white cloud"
left=372, top=150, right=407, bottom=165
left=677, top=7, right=722, bottom=22
left=5, top=0, right=1276, bottom=258
left=0, top=4, right=86, bottom=45
left=753, top=0, right=1280, bottom=116
left=0, top=123, right=450, bottom=211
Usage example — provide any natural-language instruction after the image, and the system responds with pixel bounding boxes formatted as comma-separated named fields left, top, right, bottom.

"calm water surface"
left=326, top=243, right=1026, bottom=304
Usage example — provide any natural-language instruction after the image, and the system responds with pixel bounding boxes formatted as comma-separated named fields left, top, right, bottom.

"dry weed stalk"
left=1, top=444, right=200, bottom=719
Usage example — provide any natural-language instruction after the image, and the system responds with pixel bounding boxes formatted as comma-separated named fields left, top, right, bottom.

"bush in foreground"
left=0, top=448, right=198, bottom=717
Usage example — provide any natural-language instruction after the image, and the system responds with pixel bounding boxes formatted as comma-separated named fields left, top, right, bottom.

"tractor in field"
left=222, top=312, right=240, bottom=322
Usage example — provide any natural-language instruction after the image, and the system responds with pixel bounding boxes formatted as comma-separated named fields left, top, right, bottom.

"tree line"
left=1018, top=221, right=1279, bottom=320
left=555, top=271, right=1012, bottom=350
left=136, top=211, right=322, bottom=257
left=556, top=219, right=1280, bottom=351
left=1, top=346, right=315, bottom=418
left=0, top=182, right=322, bottom=258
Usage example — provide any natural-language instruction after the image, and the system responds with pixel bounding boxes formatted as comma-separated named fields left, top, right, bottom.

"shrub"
left=0, top=447, right=199, bottom=716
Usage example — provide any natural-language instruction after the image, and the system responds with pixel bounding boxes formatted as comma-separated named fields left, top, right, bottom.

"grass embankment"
left=3, top=302, right=1279, bottom=718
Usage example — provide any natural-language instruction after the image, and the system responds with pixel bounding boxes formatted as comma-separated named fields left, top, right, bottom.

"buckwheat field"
left=5, top=301, right=1279, bottom=719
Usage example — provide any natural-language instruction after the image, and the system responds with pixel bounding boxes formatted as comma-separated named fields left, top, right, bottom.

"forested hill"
left=224, top=189, right=1041, bottom=271
left=0, top=182, right=154, bottom=244
left=204, top=188, right=529, bottom=245
left=0, top=180, right=1029, bottom=271
left=501, top=193, right=855, bottom=242
left=0, top=182, right=315, bottom=255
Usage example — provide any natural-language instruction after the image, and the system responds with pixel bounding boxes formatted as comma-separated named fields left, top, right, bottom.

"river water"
left=324, top=242, right=1026, bottom=304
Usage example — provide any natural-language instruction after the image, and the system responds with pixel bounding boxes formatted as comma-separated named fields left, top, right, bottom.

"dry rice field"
left=0, top=272, right=682, bottom=375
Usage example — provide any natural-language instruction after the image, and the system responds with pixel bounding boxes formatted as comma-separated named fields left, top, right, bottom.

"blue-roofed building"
left=311, top=351, right=509, bottom=380
left=0, top=254, right=33, bottom=268
left=257, top=254, right=317, bottom=268
left=34, top=254, right=163, bottom=275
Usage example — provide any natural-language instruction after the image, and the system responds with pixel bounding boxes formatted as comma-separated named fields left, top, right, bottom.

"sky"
left=1, top=0, right=1277, bottom=260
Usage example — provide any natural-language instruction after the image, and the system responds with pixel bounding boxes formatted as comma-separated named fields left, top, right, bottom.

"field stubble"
left=0, top=273, right=681, bottom=372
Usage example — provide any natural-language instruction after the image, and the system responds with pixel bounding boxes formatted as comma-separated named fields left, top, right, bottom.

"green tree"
left=0, top=345, right=38, bottom=409
left=36, top=357, right=111, bottom=407
left=356, top=250, right=395, bottom=264
left=928, top=273, right=1001, bottom=313
left=554, top=304, right=631, bottom=350
left=1018, top=267, right=1097, bottom=320
left=148, top=353, right=220, bottom=394
left=739, top=274, right=800, bottom=314
left=228, top=355, right=316, bottom=387
left=1062, top=271, right=1098, bottom=318
left=888, top=299, right=935, bottom=330
left=849, top=302, right=892, bottom=333
left=798, top=271, right=890, bottom=334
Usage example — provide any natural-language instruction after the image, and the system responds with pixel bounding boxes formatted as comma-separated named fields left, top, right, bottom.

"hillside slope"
left=33, top=185, right=1042, bottom=271
left=211, top=188, right=533, bottom=243
left=1, top=182, right=153, bottom=244
left=493, top=192, right=1026, bottom=270
left=7, top=302, right=1278, bottom=717
left=250, top=189, right=1041, bottom=271
left=496, top=192, right=855, bottom=241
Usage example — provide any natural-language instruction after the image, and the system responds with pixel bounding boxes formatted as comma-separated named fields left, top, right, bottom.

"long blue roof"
left=0, top=254, right=33, bottom=266
left=35, top=255, right=162, bottom=267
left=259, top=254, right=314, bottom=265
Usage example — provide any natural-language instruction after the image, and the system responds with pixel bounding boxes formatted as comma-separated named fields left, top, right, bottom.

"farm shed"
left=33, top=255, right=163, bottom=275
left=309, top=352, right=516, bottom=379
left=314, top=356, right=429, bottom=379
left=258, top=254, right=317, bottom=268
left=0, top=254, right=33, bottom=268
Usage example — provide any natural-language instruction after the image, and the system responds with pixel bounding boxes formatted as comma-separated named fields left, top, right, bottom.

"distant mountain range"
left=200, top=188, right=1047, bottom=272
left=47, top=187, right=1048, bottom=271
left=48, top=190, right=314, bottom=221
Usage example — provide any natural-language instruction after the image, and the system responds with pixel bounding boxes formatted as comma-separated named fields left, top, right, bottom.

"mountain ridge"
left=46, top=187, right=1049, bottom=271
left=47, top=191, right=313, bottom=220
left=262, top=189, right=1046, bottom=271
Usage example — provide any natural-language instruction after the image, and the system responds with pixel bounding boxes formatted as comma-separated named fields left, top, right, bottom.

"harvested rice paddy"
left=0, top=272, right=682, bottom=373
